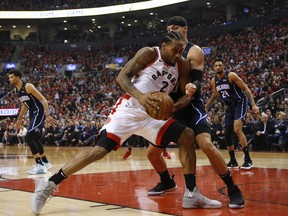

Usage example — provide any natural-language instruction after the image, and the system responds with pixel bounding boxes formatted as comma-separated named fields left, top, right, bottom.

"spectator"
left=253, top=113, right=275, bottom=151
left=17, top=124, right=27, bottom=146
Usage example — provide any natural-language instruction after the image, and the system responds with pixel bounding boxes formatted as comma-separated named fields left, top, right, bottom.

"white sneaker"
left=43, top=162, right=52, bottom=170
left=27, top=164, right=47, bottom=175
left=182, top=187, right=222, bottom=208
left=31, top=178, right=57, bottom=215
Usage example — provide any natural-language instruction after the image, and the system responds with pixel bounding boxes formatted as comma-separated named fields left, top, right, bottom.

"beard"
left=216, top=69, right=224, bottom=74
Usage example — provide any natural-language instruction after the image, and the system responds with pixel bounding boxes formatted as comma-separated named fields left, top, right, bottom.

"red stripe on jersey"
left=155, top=118, right=176, bottom=146
left=111, top=94, right=131, bottom=115
left=106, top=132, right=121, bottom=150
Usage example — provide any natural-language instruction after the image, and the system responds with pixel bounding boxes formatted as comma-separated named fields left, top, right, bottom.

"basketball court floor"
left=0, top=145, right=287, bottom=216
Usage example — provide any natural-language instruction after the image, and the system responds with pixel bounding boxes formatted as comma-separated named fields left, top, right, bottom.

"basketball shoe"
left=227, top=160, right=239, bottom=169
left=43, top=161, right=52, bottom=170
left=240, top=160, right=253, bottom=169
left=31, top=178, right=57, bottom=215
left=122, top=150, right=131, bottom=159
left=228, top=185, right=244, bottom=208
left=27, top=163, right=47, bottom=175
left=148, top=175, right=177, bottom=195
left=182, top=186, right=222, bottom=208
left=162, top=150, right=171, bottom=159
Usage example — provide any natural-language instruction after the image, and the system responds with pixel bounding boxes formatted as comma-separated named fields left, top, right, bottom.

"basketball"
left=146, top=91, right=174, bottom=120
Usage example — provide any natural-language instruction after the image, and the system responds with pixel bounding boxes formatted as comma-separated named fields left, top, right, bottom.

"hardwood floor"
left=0, top=145, right=287, bottom=216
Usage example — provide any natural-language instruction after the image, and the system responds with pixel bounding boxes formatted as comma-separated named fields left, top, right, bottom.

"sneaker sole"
left=229, top=203, right=244, bottom=208
left=228, top=166, right=239, bottom=169
left=27, top=171, right=47, bottom=175
left=46, top=165, right=52, bottom=170
left=240, top=165, right=253, bottom=170
left=147, top=185, right=177, bottom=196
left=182, top=204, right=222, bottom=209
left=27, top=170, right=47, bottom=175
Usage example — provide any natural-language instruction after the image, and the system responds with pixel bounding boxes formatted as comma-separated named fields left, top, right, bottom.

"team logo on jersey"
left=18, top=95, right=30, bottom=102
left=216, top=84, right=230, bottom=91
left=151, top=70, right=177, bottom=86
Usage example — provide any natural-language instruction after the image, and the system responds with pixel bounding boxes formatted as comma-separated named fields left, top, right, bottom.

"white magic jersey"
left=131, top=46, right=179, bottom=94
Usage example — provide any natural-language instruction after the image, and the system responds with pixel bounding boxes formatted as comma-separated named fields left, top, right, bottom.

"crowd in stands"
left=50, top=0, right=288, bottom=44
left=0, top=43, right=16, bottom=64
left=0, top=1, right=288, bottom=151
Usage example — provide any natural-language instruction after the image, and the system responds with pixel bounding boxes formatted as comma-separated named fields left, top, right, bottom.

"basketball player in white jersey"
left=31, top=31, right=221, bottom=215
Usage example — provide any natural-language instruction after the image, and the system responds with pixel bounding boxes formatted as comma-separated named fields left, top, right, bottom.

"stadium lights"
left=0, top=0, right=189, bottom=19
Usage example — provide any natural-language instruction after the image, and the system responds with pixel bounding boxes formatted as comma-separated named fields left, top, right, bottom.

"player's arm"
left=116, top=47, right=159, bottom=110
left=174, top=57, right=192, bottom=111
left=186, top=45, right=204, bottom=95
left=15, top=101, right=27, bottom=129
left=229, top=72, right=259, bottom=114
left=205, top=78, right=220, bottom=112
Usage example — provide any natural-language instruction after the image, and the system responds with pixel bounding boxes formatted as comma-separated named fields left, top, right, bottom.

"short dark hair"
left=166, top=16, right=187, bottom=27
left=213, top=58, right=225, bottom=66
left=8, top=69, right=22, bottom=78
left=162, top=30, right=183, bottom=44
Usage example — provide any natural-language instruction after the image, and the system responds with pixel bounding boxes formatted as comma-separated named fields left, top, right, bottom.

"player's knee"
left=179, top=128, right=195, bottom=148
left=146, top=146, right=162, bottom=161
left=198, top=138, right=216, bottom=153
left=234, top=127, right=243, bottom=136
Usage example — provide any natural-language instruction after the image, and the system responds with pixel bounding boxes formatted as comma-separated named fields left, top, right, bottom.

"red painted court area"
left=1, top=166, right=287, bottom=216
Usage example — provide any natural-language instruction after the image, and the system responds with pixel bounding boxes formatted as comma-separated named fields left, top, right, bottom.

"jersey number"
left=160, top=81, right=169, bottom=92
left=221, top=90, right=230, bottom=98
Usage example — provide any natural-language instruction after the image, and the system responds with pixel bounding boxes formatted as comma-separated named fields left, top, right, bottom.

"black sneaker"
left=147, top=175, right=177, bottom=196
left=227, top=160, right=239, bottom=169
left=240, top=160, right=253, bottom=169
left=228, top=185, right=244, bottom=208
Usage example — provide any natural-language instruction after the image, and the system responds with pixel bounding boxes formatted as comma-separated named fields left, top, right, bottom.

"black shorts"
left=28, top=109, right=45, bottom=135
left=225, top=98, right=248, bottom=126
left=174, top=99, right=211, bottom=136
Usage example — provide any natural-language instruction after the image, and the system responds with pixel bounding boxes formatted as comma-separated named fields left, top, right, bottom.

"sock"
left=242, top=146, right=251, bottom=161
left=35, top=157, right=43, bottom=165
left=41, top=156, right=48, bottom=163
left=159, top=169, right=172, bottom=184
left=184, top=174, right=196, bottom=191
left=49, top=169, right=67, bottom=185
left=127, top=147, right=132, bottom=151
left=220, top=170, right=234, bottom=188
left=229, top=150, right=236, bottom=161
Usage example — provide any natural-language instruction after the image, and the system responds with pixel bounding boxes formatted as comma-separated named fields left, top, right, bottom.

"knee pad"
left=224, top=126, right=234, bottom=147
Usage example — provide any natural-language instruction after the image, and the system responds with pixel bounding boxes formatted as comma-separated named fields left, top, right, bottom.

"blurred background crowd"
left=0, top=0, right=288, bottom=151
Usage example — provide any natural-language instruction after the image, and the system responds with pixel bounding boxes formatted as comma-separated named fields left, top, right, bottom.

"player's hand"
left=46, top=115, right=57, bottom=125
left=252, top=105, right=260, bottom=114
left=204, top=105, right=209, bottom=113
left=185, top=83, right=197, bottom=97
left=138, top=92, right=160, bottom=113
left=15, top=119, right=22, bottom=130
